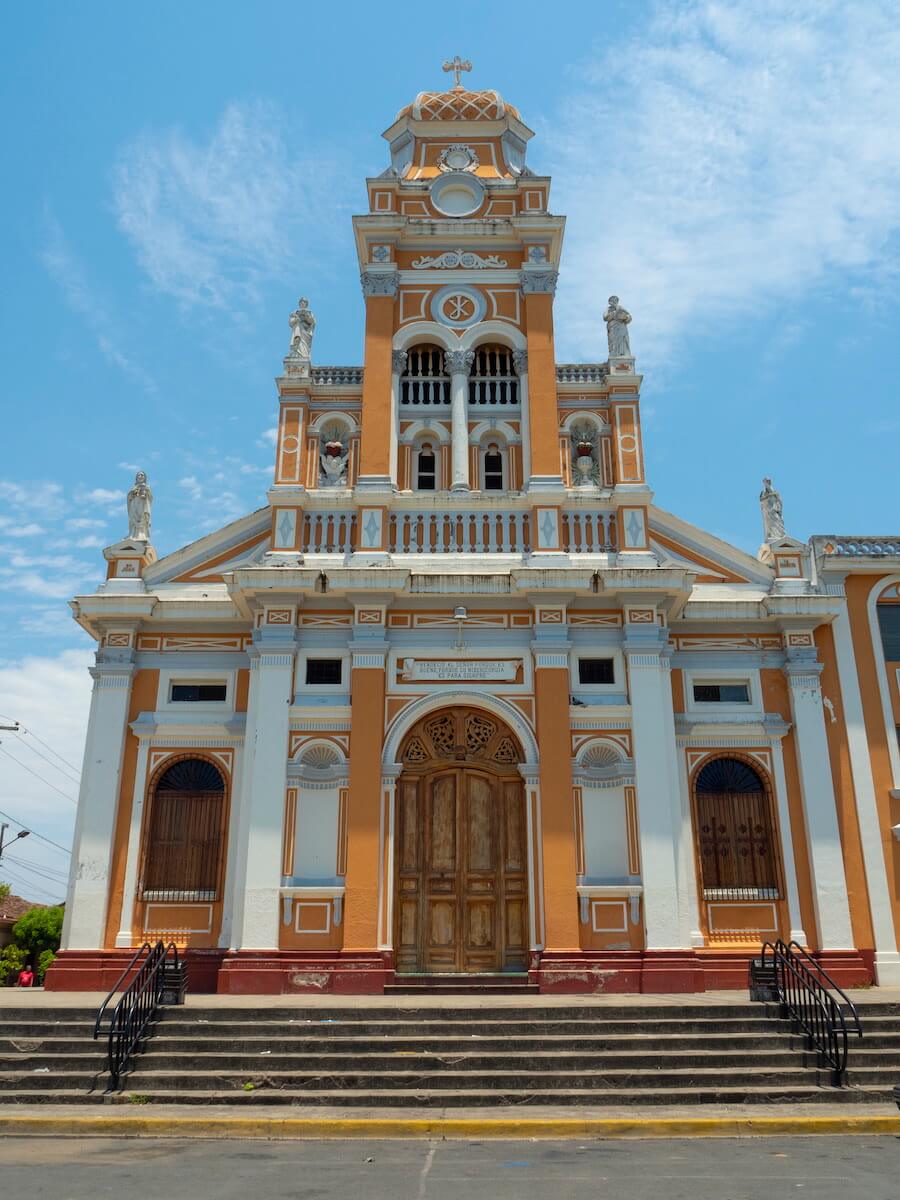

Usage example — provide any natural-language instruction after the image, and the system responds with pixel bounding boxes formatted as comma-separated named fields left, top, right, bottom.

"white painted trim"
left=770, top=738, right=808, bottom=945
left=831, top=603, right=899, bottom=968
left=382, top=688, right=539, bottom=765
left=114, top=741, right=150, bottom=947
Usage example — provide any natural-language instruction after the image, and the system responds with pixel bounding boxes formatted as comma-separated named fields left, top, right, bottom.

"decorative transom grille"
left=492, top=738, right=519, bottom=763
left=465, top=714, right=497, bottom=751
left=156, top=758, right=225, bottom=792
left=425, top=714, right=457, bottom=755
left=399, top=708, right=523, bottom=768
left=403, top=737, right=429, bottom=764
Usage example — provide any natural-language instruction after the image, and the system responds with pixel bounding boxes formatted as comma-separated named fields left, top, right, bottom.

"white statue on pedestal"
left=759, top=477, right=786, bottom=542
left=603, top=295, right=632, bottom=358
left=288, top=298, right=316, bottom=359
left=126, top=471, right=152, bottom=541
left=319, top=432, right=349, bottom=488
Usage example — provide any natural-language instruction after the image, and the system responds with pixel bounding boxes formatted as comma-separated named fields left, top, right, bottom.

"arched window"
left=694, top=757, right=783, bottom=900
left=468, top=345, right=518, bottom=406
left=141, top=758, right=226, bottom=902
left=416, top=441, right=437, bottom=491
left=401, top=345, right=449, bottom=406
left=482, top=441, right=505, bottom=491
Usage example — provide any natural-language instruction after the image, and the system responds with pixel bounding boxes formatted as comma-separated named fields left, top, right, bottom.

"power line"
left=13, top=725, right=82, bottom=777
left=0, top=863, right=63, bottom=903
left=3, top=854, right=69, bottom=883
left=0, top=806, right=71, bottom=856
left=0, top=746, right=78, bottom=806
left=8, top=733, right=81, bottom=786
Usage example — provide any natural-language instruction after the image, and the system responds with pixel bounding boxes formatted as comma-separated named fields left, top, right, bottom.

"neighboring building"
left=49, top=75, right=900, bottom=994
left=0, top=894, right=41, bottom=949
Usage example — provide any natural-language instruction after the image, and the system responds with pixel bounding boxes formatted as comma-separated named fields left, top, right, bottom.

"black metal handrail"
left=93, top=940, right=179, bottom=1088
left=760, top=939, right=862, bottom=1083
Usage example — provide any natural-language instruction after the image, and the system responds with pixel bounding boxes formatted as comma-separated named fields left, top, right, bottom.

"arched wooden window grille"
left=401, top=345, right=449, bottom=406
left=468, top=346, right=518, bottom=406
left=694, top=757, right=784, bottom=901
left=140, top=758, right=227, bottom=903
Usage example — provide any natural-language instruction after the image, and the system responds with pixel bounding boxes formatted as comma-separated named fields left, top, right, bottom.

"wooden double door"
left=394, top=765, right=529, bottom=974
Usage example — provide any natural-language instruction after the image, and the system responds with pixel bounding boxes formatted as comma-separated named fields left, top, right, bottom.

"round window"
left=430, top=172, right=485, bottom=218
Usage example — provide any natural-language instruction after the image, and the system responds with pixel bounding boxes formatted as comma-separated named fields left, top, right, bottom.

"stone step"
left=103, top=1084, right=894, bottom=1107
left=147, top=1017, right=797, bottom=1037
left=114, top=1066, right=847, bottom=1091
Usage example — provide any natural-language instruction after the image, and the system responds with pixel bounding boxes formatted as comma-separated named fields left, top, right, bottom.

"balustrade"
left=297, top=508, right=616, bottom=555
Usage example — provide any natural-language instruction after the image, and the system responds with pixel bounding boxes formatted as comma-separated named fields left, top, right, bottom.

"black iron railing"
left=93, top=940, right=179, bottom=1088
left=760, top=939, right=862, bottom=1083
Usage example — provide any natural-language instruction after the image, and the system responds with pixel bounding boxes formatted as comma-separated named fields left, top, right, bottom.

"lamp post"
left=0, top=823, right=30, bottom=864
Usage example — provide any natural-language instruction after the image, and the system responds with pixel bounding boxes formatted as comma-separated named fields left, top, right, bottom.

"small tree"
left=37, top=948, right=56, bottom=984
left=0, top=882, right=10, bottom=904
left=0, top=945, right=27, bottom=986
left=12, top=906, right=64, bottom=958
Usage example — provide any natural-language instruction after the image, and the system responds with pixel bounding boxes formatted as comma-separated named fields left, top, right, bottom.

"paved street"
left=1, top=1135, right=898, bottom=1199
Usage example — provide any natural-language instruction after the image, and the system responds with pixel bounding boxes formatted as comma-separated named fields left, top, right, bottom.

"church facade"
left=51, top=77, right=900, bottom=994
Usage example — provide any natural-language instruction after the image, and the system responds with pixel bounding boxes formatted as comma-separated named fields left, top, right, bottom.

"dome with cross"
left=397, top=87, right=521, bottom=123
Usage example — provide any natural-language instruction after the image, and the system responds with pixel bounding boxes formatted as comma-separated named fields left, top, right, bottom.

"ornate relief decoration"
left=569, top=420, right=601, bottom=488
left=318, top=423, right=350, bottom=489
left=431, top=287, right=486, bottom=328
left=400, top=707, right=523, bottom=767
left=360, top=270, right=399, bottom=297
left=518, top=269, right=559, bottom=295
left=411, top=248, right=507, bottom=270
left=437, top=144, right=479, bottom=174
left=443, top=348, right=476, bottom=375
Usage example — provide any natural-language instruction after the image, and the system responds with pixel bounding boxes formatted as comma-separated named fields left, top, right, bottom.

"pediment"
left=143, top=508, right=271, bottom=585
left=649, top=506, right=774, bottom=586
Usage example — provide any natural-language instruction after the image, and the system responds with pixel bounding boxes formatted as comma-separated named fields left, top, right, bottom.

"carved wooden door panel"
left=461, top=770, right=500, bottom=972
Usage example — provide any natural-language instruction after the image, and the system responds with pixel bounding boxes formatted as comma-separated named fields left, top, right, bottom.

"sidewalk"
left=3, top=987, right=900, bottom=1009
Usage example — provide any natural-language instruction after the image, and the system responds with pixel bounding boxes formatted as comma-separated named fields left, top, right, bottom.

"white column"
left=61, top=663, right=135, bottom=950
left=784, top=662, right=854, bottom=949
left=390, top=350, right=406, bottom=488
left=114, top=739, right=150, bottom=947
left=222, top=654, right=260, bottom=949
left=625, top=634, right=685, bottom=948
left=513, top=350, right=531, bottom=488
left=770, top=736, right=808, bottom=945
left=831, top=605, right=900, bottom=981
left=233, top=642, right=296, bottom=949
left=445, top=348, right=474, bottom=492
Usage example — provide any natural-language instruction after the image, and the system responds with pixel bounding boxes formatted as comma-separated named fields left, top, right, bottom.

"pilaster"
left=520, top=268, right=563, bottom=489
left=62, top=660, right=136, bottom=951
left=782, top=633, right=854, bottom=950
left=356, top=269, right=398, bottom=491
left=232, top=625, right=297, bottom=950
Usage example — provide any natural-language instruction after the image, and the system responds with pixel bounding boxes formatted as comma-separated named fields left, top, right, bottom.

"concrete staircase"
left=1, top=1002, right=897, bottom=1107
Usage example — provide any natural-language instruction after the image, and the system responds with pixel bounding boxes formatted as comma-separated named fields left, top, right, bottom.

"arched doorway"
left=394, top=707, right=528, bottom=974
left=140, top=757, right=227, bottom=903
left=692, top=755, right=786, bottom=940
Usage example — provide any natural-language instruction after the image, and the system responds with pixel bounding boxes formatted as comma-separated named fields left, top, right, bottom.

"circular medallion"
left=438, top=144, right=479, bottom=174
left=431, top=285, right=486, bottom=328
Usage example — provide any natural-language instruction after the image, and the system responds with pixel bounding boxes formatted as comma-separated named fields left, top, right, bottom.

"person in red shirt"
left=16, top=965, right=34, bottom=988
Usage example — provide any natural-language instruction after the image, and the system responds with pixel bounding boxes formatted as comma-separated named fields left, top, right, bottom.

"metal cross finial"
left=442, top=56, right=472, bottom=88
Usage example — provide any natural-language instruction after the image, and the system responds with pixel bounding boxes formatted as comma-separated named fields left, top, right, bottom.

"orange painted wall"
left=815, top=624, right=874, bottom=950
left=845, top=574, right=900, bottom=945
left=103, top=669, right=159, bottom=948
left=760, top=669, right=819, bottom=946
left=534, top=666, right=581, bottom=949
left=358, top=297, right=396, bottom=479
left=523, top=293, right=560, bottom=478
left=343, top=665, right=387, bottom=948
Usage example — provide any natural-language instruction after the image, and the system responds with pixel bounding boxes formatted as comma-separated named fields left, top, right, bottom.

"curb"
left=1, top=1114, right=899, bottom=1140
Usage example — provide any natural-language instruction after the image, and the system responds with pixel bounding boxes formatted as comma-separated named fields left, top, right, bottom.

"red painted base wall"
left=45, top=947, right=875, bottom=994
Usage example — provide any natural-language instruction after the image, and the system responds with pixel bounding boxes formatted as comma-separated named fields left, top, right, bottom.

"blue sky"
left=2, top=0, right=899, bottom=898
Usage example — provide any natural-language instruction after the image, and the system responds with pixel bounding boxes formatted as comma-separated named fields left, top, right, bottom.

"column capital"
left=519, top=268, right=559, bottom=295
left=783, top=661, right=824, bottom=690
left=88, top=663, right=136, bottom=687
left=391, top=349, right=407, bottom=373
left=512, top=349, right=528, bottom=375
left=360, top=269, right=398, bottom=298
left=444, top=348, right=475, bottom=375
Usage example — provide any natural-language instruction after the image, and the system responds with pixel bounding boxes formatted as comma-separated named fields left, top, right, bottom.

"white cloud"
left=80, top=487, right=123, bottom=505
left=65, top=517, right=107, bottom=531
left=75, top=535, right=105, bottom=549
left=258, top=426, right=278, bottom=447
left=113, top=100, right=350, bottom=312
left=178, top=475, right=204, bottom=501
left=0, top=648, right=92, bottom=900
left=40, top=212, right=156, bottom=391
left=0, top=521, right=45, bottom=538
left=0, top=481, right=65, bottom=514
left=551, top=0, right=900, bottom=366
